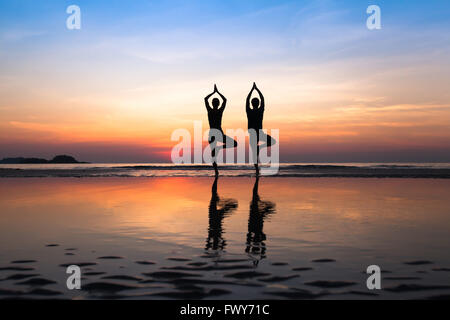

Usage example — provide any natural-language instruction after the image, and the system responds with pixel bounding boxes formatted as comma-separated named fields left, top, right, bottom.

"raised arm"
left=214, top=84, right=227, bottom=110
left=246, top=84, right=255, bottom=112
left=253, top=83, right=265, bottom=110
left=204, top=90, right=215, bottom=111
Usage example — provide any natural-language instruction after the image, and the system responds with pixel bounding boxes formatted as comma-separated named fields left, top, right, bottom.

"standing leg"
left=212, top=160, right=218, bottom=177
left=209, top=135, right=219, bottom=177
left=255, top=133, right=260, bottom=177
left=249, top=129, right=260, bottom=177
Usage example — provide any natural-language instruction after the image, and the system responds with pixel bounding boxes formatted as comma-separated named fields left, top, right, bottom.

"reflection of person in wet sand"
left=246, top=177, right=276, bottom=266
left=205, top=85, right=238, bottom=176
left=205, top=176, right=238, bottom=252
left=246, top=82, right=276, bottom=176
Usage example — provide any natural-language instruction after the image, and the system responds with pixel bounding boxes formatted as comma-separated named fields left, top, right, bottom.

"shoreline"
left=1, top=169, right=450, bottom=179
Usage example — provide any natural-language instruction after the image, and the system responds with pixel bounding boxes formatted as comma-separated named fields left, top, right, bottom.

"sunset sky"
left=1, top=0, right=449, bottom=162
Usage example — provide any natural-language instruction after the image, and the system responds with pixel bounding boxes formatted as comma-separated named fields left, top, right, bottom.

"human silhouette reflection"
left=246, top=177, right=276, bottom=266
left=205, top=176, right=238, bottom=252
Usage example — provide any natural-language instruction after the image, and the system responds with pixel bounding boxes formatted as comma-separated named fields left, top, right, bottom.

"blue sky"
left=1, top=1, right=450, bottom=162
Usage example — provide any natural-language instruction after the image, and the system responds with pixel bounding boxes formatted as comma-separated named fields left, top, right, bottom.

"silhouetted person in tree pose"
left=246, top=82, right=276, bottom=176
left=246, top=177, right=276, bottom=266
left=205, top=85, right=238, bottom=176
left=205, top=176, right=238, bottom=253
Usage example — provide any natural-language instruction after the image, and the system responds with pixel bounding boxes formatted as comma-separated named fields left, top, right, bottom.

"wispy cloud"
left=0, top=29, right=46, bottom=41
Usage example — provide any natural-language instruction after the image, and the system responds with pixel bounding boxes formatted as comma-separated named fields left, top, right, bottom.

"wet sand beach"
left=1, top=177, right=450, bottom=300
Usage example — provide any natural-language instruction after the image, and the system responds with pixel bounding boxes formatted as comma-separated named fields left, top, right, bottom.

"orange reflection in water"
left=1, top=177, right=450, bottom=258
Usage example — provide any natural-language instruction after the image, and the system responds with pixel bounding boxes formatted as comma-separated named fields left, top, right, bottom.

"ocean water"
left=1, top=163, right=449, bottom=177
left=1, top=176, right=450, bottom=299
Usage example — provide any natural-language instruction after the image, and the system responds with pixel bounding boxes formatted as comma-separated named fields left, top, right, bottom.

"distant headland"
left=0, top=155, right=88, bottom=164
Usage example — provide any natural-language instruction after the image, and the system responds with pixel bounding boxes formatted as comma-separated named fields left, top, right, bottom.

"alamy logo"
left=171, top=122, right=279, bottom=175
left=366, top=5, right=381, bottom=30
left=66, top=5, right=81, bottom=30
left=66, top=265, right=81, bottom=290
left=366, top=265, right=381, bottom=289
left=171, top=84, right=280, bottom=176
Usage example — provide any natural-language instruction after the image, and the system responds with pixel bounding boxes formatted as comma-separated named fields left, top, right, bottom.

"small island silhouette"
left=0, top=155, right=87, bottom=164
